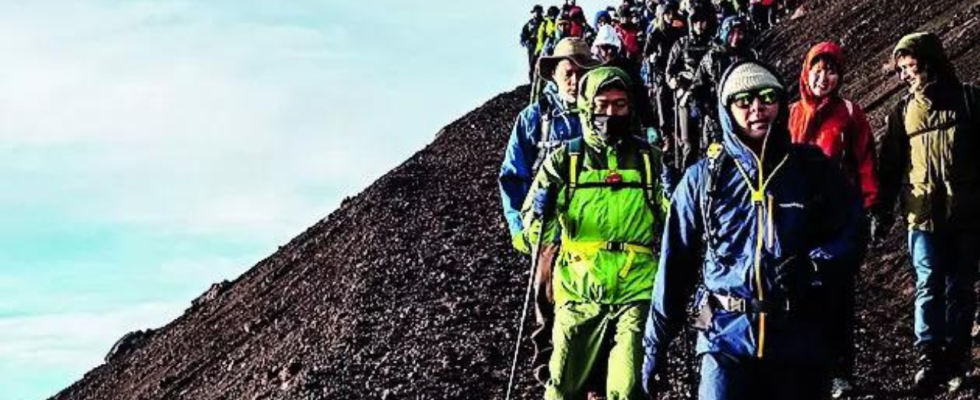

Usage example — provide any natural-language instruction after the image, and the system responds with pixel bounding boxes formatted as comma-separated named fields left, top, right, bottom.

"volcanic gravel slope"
left=51, top=1, right=980, bottom=400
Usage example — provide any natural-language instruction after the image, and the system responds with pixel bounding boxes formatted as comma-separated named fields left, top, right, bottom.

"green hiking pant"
left=545, top=301, right=649, bottom=400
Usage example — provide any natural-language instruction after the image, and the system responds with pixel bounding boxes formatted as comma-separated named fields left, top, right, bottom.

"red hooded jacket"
left=789, top=42, right=879, bottom=210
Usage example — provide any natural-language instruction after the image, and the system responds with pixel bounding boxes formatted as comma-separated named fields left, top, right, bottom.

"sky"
left=0, top=1, right=613, bottom=399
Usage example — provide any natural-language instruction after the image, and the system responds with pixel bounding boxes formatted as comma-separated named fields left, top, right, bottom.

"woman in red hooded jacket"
left=788, top=41, right=879, bottom=399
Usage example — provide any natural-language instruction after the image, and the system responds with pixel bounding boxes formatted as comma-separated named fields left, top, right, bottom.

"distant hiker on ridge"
left=521, top=5, right=546, bottom=83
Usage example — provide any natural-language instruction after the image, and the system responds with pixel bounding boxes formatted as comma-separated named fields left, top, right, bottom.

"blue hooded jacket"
left=499, top=82, right=584, bottom=235
left=642, top=60, right=864, bottom=387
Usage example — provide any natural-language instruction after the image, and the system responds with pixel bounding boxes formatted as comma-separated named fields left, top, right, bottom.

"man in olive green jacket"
left=878, top=32, right=980, bottom=394
left=522, top=66, right=668, bottom=400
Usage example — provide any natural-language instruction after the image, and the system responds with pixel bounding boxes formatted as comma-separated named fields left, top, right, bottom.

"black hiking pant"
left=825, top=253, right=859, bottom=379
left=673, top=96, right=701, bottom=171
left=650, top=83, right=675, bottom=142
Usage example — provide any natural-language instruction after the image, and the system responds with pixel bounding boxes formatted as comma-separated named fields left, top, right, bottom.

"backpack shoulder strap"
left=701, top=142, right=728, bottom=247
left=963, top=83, right=976, bottom=123
left=638, top=144, right=658, bottom=207
left=844, top=99, right=854, bottom=118
left=566, top=138, right=584, bottom=204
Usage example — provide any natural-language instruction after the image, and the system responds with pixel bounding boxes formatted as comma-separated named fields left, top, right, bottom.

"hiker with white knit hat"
left=642, top=60, right=864, bottom=399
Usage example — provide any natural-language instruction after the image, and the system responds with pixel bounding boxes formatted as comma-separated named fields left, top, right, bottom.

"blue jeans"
left=908, top=230, right=979, bottom=366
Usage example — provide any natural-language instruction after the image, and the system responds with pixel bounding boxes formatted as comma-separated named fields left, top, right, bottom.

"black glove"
left=644, top=372, right=668, bottom=399
left=773, top=255, right=823, bottom=300
left=869, top=209, right=893, bottom=243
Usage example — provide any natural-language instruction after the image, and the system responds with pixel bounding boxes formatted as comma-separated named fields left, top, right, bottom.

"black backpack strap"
left=701, top=142, right=728, bottom=248
left=963, top=83, right=976, bottom=125
left=638, top=145, right=658, bottom=207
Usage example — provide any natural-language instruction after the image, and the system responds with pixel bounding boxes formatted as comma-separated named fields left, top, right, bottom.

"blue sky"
left=0, top=1, right=612, bottom=399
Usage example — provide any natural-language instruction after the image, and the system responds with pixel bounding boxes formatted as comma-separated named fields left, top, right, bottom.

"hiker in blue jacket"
left=501, top=38, right=600, bottom=255
left=642, top=60, right=864, bottom=400
left=499, top=38, right=601, bottom=384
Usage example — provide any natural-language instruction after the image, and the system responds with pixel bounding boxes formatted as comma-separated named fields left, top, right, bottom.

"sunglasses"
left=730, top=88, right=780, bottom=109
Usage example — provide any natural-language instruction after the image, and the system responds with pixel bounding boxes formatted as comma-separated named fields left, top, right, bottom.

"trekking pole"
left=505, top=207, right=549, bottom=400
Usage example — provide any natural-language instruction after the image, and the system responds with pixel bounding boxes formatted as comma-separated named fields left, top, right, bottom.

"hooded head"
left=595, top=10, right=613, bottom=28
left=577, top=67, right=637, bottom=148
left=717, top=60, right=790, bottom=164
left=892, top=32, right=958, bottom=89
left=547, top=6, right=561, bottom=19
left=592, top=25, right=623, bottom=63
left=654, top=1, right=680, bottom=31
left=799, top=42, right=845, bottom=105
left=688, top=4, right=714, bottom=38
left=718, top=16, right=748, bottom=50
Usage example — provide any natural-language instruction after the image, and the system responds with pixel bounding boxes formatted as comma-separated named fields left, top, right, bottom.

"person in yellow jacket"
left=536, top=6, right=561, bottom=56
left=522, top=66, right=668, bottom=400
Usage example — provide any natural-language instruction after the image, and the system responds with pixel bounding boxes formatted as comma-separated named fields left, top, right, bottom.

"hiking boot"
left=830, top=377, right=854, bottom=399
left=913, top=347, right=944, bottom=395
left=913, top=366, right=943, bottom=395
left=947, top=374, right=966, bottom=393
left=945, top=357, right=970, bottom=393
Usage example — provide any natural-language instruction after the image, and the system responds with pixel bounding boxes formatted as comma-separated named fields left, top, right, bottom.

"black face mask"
left=592, top=114, right=631, bottom=142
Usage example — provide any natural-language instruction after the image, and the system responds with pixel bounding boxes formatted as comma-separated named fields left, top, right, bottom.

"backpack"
left=891, top=83, right=978, bottom=138
left=564, top=137, right=660, bottom=211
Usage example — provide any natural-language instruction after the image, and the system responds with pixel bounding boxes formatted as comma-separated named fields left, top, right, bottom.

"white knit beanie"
left=720, top=62, right=784, bottom=105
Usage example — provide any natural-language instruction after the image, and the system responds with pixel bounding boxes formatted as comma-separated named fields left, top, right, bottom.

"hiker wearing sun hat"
left=499, top=37, right=601, bottom=385
left=643, top=60, right=863, bottom=400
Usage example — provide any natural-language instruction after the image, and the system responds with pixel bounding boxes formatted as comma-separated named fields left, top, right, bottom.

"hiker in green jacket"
left=878, top=32, right=980, bottom=395
left=522, top=66, right=668, bottom=400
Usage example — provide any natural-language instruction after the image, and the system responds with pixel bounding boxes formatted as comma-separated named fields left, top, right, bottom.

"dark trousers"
left=825, top=254, right=859, bottom=378
left=750, top=4, right=777, bottom=30
left=650, top=83, right=675, bottom=139
left=674, top=99, right=701, bottom=170
left=698, top=352, right=830, bottom=400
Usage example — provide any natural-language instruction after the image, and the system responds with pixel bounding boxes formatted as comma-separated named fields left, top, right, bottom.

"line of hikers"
left=501, top=3, right=980, bottom=399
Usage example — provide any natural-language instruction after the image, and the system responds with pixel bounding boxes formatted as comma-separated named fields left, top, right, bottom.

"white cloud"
left=0, top=301, right=185, bottom=369
left=0, top=1, right=542, bottom=399
left=0, top=1, right=370, bottom=241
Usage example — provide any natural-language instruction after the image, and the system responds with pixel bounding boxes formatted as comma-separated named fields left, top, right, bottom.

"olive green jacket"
left=879, top=82, right=980, bottom=232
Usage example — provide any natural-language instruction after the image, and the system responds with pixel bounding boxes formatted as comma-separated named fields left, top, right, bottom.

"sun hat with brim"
left=538, top=37, right=602, bottom=79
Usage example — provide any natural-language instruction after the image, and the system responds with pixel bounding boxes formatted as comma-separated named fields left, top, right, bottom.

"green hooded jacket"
left=522, top=67, right=669, bottom=305
left=879, top=32, right=980, bottom=232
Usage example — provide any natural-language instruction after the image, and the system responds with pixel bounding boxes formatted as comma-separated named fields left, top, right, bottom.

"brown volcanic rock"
left=53, top=1, right=980, bottom=399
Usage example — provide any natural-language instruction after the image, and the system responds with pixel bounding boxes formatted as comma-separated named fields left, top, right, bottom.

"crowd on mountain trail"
left=500, top=1, right=980, bottom=399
